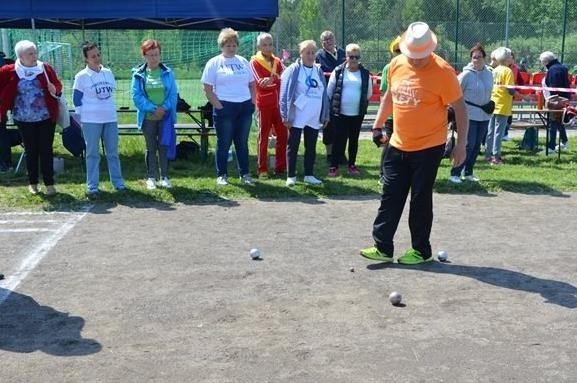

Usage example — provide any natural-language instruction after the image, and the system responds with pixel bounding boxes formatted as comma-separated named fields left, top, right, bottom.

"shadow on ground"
left=0, top=288, right=102, bottom=356
left=367, top=262, right=577, bottom=309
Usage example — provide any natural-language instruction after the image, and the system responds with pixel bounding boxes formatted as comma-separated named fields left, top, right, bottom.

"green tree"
left=298, top=0, right=322, bottom=42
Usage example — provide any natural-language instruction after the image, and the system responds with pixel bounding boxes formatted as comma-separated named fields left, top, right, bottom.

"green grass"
left=1, top=132, right=576, bottom=211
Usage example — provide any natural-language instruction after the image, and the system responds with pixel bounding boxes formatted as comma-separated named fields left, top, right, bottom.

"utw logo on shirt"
left=218, top=63, right=248, bottom=76
left=91, top=80, right=114, bottom=100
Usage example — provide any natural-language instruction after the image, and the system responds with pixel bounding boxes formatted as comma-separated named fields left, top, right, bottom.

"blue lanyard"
left=304, top=66, right=318, bottom=94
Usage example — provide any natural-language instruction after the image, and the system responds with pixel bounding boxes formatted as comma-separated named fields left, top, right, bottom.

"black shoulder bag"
left=465, top=100, right=495, bottom=114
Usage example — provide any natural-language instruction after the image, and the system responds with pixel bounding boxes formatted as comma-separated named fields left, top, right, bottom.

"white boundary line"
left=0, top=219, right=60, bottom=224
left=0, top=228, right=56, bottom=233
left=0, top=208, right=91, bottom=305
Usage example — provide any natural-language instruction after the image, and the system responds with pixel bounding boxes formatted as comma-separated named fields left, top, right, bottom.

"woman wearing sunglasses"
left=279, top=40, right=330, bottom=187
left=326, top=43, right=372, bottom=177
left=73, top=41, right=125, bottom=198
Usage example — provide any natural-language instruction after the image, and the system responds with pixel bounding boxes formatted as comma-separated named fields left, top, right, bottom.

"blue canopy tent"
left=0, top=0, right=278, bottom=31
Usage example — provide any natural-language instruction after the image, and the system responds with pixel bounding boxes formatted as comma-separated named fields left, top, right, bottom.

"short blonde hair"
left=14, top=40, right=37, bottom=59
left=218, top=28, right=239, bottom=47
left=345, top=43, right=361, bottom=53
left=298, top=40, right=317, bottom=53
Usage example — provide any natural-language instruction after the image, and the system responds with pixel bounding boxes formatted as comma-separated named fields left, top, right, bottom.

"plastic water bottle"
left=227, top=148, right=233, bottom=162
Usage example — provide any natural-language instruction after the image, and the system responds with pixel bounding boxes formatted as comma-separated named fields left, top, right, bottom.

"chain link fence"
left=270, top=0, right=576, bottom=75
left=1, top=0, right=575, bottom=102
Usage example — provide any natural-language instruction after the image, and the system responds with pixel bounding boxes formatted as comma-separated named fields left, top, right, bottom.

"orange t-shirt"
left=388, top=53, right=462, bottom=151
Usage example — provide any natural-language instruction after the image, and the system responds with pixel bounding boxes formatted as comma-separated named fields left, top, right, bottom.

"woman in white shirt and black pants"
left=326, top=43, right=372, bottom=177
left=279, top=40, right=330, bottom=187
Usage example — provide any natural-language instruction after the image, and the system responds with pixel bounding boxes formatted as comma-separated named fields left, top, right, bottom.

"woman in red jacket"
left=0, top=40, right=63, bottom=195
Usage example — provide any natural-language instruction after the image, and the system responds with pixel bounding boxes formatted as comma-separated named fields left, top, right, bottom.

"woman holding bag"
left=0, top=40, right=62, bottom=195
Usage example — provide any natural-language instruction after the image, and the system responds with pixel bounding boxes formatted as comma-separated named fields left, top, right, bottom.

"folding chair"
left=531, top=72, right=546, bottom=87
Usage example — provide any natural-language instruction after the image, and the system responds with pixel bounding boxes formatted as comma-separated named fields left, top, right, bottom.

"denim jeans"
left=486, top=114, right=508, bottom=159
left=81, top=122, right=125, bottom=192
left=287, top=126, right=319, bottom=177
left=547, top=119, right=568, bottom=150
left=372, top=144, right=444, bottom=258
left=451, top=119, right=489, bottom=177
left=213, top=100, right=254, bottom=177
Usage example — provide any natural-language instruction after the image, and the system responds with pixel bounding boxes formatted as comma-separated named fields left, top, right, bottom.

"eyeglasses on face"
left=347, top=55, right=360, bottom=60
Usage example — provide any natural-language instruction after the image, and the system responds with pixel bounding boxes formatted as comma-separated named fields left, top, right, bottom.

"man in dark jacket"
left=540, top=51, right=571, bottom=152
left=315, top=31, right=346, bottom=164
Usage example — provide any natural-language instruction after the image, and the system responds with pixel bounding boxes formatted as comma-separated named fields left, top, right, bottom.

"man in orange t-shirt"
left=360, top=22, right=469, bottom=265
left=250, top=33, right=286, bottom=177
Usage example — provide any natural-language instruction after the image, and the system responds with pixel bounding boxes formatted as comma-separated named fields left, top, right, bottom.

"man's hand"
left=372, top=128, right=389, bottom=147
left=258, top=77, right=274, bottom=87
left=451, top=143, right=466, bottom=167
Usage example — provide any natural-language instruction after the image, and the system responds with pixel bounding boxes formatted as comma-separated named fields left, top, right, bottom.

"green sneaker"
left=359, top=247, right=394, bottom=263
left=397, top=248, right=433, bottom=265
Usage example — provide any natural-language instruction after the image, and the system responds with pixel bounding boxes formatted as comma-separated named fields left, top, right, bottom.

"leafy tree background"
left=1, top=0, right=575, bottom=78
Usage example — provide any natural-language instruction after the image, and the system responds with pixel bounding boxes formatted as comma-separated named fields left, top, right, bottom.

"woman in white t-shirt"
left=279, top=40, right=330, bottom=187
left=201, top=28, right=256, bottom=186
left=326, top=43, right=373, bottom=177
left=73, top=41, right=125, bottom=198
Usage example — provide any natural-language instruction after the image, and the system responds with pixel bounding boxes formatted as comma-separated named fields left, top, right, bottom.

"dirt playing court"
left=1, top=192, right=576, bottom=382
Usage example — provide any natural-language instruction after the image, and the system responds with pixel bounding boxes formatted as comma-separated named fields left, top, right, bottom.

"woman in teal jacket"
left=131, top=39, right=178, bottom=190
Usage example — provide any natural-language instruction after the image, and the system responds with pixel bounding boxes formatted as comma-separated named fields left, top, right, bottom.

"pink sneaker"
left=328, top=167, right=338, bottom=177
left=348, top=165, right=361, bottom=176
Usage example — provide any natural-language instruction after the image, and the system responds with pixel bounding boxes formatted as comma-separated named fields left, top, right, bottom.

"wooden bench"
left=117, top=108, right=214, bottom=162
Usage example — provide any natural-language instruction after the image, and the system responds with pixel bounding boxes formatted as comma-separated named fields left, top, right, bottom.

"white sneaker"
left=159, top=177, right=172, bottom=188
left=502, top=135, right=511, bottom=141
left=464, top=175, right=480, bottom=182
left=216, top=176, right=228, bottom=186
left=286, top=177, right=296, bottom=187
left=146, top=178, right=157, bottom=190
left=448, top=175, right=462, bottom=184
left=240, top=174, right=254, bottom=185
left=303, top=175, right=322, bottom=185
left=555, top=143, right=568, bottom=151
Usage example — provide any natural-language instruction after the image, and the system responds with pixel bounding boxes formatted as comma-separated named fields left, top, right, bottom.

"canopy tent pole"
left=31, top=18, right=37, bottom=45
left=1, top=28, right=10, bottom=55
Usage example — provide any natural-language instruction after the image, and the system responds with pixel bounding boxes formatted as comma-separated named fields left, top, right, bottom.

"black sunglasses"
left=348, top=55, right=360, bottom=60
